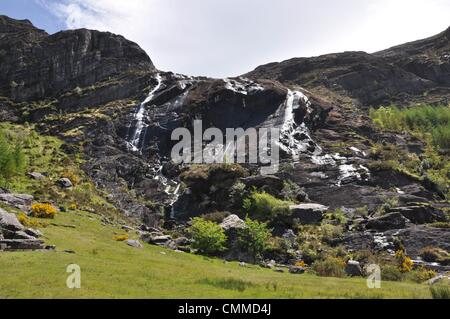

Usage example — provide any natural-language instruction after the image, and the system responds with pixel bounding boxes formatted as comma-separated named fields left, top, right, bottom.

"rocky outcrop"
left=0, top=193, right=33, bottom=211
left=389, top=205, right=447, bottom=224
left=0, top=208, right=44, bottom=251
left=289, top=204, right=327, bottom=225
left=365, top=212, right=409, bottom=231
left=246, top=28, right=450, bottom=107
left=0, top=15, right=154, bottom=105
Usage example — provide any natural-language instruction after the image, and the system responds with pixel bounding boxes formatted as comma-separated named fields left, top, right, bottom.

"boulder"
left=220, top=214, right=247, bottom=231
left=389, top=205, right=447, bottom=224
left=12, top=231, right=36, bottom=240
left=0, top=193, right=33, bottom=211
left=0, top=239, right=44, bottom=250
left=0, top=208, right=24, bottom=231
left=27, top=172, right=45, bottom=180
left=240, top=175, right=284, bottom=196
left=366, top=212, right=409, bottom=231
left=57, top=178, right=73, bottom=188
left=174, top=237, right=190, bottom=246
left=288, top=266, right=306, bottom=274
left=140, top=233, right=172, bottom=246
left=345, top=260, right=363, bottom=277
left=126, top=240, right=143, bottom=249
left=25, top=228, right=42, bottom=238
left=289, top=204, right=328, bottom=225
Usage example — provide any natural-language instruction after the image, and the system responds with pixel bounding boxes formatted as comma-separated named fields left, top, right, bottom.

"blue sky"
left=0, top=0, right=65, bottom=33
left=1, top=0, right=449, bottom=77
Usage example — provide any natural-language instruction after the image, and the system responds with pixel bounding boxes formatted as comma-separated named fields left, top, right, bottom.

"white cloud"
left=38, top=0, right=450, bottom=78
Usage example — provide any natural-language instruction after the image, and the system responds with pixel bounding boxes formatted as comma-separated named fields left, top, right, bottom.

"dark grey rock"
left=289, top=204, right=328, bottom=225
left=389, top=205, right=447, bottom=224
left=366, top=213, right=409, bottom=231
left=288, top=266, right=306, bottom=274
left=57, top=178, right=73, bottom=188
left=345, top=260, right=363, bottom=276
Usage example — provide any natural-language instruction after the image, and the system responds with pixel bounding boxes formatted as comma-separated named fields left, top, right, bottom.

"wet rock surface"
left=0, top=15, right=448, bottom=264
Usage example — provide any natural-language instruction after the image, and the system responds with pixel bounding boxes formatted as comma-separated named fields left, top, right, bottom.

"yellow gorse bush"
left=31, top=203, right=57, bottom=219
left=113, top=234, right=129, bottom=242
left=295, top=261, right=307, bottom=267
left=395, top=250, right=413, bottom=273
left=18, top=213, right=42, bottom=227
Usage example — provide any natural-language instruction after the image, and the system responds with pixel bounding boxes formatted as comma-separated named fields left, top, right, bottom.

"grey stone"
left=345, top=260, right=363, bottom=276
left=0, top=239, right=44, bottom=250
left=389, top=205, right=447, bottom=224
left=25, top=228, right=42, bottom=238
left=220, top=214, right=247, bottom=231
left=289, top=266, right=306, bottom=274
left=366, top=212, right=409, bottom=231
left=0, top=193, right=33, bottom=211
left=57, top=178, right=73, bottom=188
left=0, top=208, right=24, bottom=231
left=126, top=239, right=143, bottom=249
left=140, top=233, right=172, bottom=246
left=27, top=172, right=45, bottom=180
left=174, top=237, right=190, bottom=246
left=289, top=204, right=328, bottom=225
left=13, top=231, right=36, bottom=240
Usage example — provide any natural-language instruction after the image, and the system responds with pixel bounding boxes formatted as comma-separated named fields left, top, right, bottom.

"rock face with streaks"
left=0, top=15, right=448, bottom=262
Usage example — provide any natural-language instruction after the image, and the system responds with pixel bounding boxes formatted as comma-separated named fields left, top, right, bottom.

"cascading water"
left=128, top=73, right=163, bottom=152
left=279, top=89, right=370, bottom=186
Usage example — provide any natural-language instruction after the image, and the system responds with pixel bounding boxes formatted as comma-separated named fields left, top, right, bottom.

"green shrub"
left=0, top=130, right=27, bottom=181
left=420, top=247, right=449, bottom=262
left=381, top=265, right=404, bottom=282
left=243, top=191, right=292, bottom=221
left=321, top=224, right=344, bottom=243
left=428, top=222, right=450, bottom=229
left=370, top=105, right=450, bottom=152
left=238, top=218, right=272, bottom=262
left=312, top=257, right=346, bottom=278
left=188, top=217, right=227, bottom=255
left=405, top=268, right=437, bottom=283
left=430, top=285, right=450, bottom=299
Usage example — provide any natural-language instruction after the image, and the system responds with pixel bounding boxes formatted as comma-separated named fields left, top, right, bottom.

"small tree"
left=188, top=217, right=227, bottom=255
left=238, top=218, right=272, bottom=263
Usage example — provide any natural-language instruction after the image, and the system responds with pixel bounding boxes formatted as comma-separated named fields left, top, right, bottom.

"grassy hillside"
left=0, top=208, right=432, bottom=299
left=0, top=122, right=436, bottom=299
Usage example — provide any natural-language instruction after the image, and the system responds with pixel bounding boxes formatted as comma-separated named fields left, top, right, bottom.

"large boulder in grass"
left=0, top=208, right=24, bottom=231
left=345, top=260, right=363, bottom=277
left=289, top=204, right=327, bottom=225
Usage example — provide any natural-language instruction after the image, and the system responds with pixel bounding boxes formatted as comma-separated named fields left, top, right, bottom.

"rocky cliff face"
left=246, top=28, right=450, bottom=108
left=0, top=15, right=154, bottom=105
left=0, top=16, right=448, bottom=262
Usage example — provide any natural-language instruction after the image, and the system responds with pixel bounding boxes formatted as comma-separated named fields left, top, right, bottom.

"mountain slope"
left=0, top=16, right=449, bottom=295
left=246, top=28, right=450, bottom=107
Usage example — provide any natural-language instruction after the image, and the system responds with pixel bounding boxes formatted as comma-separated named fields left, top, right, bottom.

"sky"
left=1, top=0, right=449, bottom=78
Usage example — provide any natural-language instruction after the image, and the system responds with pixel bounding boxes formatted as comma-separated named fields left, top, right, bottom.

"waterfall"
left=129, top=73, right=163, bottom=152
left=152, top=165, right=181, bottom=219
left=279, top=89, right=370, bottom=186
